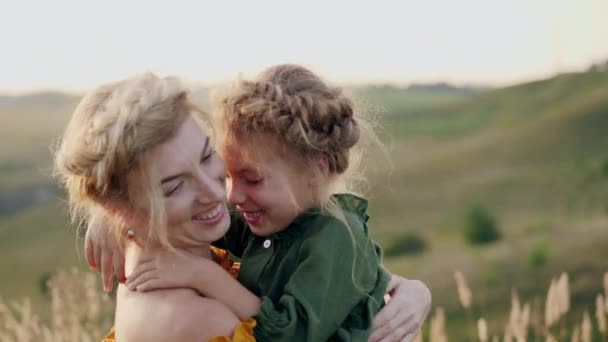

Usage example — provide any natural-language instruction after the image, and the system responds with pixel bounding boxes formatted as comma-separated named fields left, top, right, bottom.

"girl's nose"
left=226, top=177, right=245, bottom=205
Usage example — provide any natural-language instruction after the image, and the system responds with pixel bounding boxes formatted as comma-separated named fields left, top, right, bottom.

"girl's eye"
left=164, top=181, right=184, bottom=197
left=246, top=178, right=263, bottom=186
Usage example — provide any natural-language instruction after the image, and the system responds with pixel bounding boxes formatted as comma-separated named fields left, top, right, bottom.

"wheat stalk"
left=477, top=317, right=488, bottom=342
left=597, top=294, right=607, bottom=336
left=430, top=307, right=447, bottom=342
left=454, top=270, right=472, bottom=310
left=581, top=311, right=592, bottom=342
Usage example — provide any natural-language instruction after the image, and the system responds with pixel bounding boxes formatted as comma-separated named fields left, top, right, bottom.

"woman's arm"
left=369, top=275, right=432, bottom=342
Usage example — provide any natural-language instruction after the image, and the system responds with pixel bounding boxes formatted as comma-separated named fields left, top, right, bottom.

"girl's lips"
left=192, top=204, right=225, bottom=226
left=242, top=209, right=264, bottom=225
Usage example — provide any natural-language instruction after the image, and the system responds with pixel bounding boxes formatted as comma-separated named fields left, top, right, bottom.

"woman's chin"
left=191, top=212, right=230, bottom=243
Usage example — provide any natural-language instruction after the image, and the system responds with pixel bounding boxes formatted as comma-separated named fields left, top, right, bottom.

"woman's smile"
left=192, top=203, right=226, bottom=226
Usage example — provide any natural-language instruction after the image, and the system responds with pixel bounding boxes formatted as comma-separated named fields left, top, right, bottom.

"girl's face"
left=222, top=137, right=316, bottom=237
left=127, top=117, right=230, bottom=247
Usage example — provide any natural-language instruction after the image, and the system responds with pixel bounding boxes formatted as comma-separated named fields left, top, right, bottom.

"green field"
left=1, top=70, right=607, bottom=340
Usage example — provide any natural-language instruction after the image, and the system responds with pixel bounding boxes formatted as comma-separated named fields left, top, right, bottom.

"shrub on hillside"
left=601, top=158, right=608, bottom=177
left=528, top=240, right=549, bottom=270
left=463, top=205, right=501, bottom=245
left=384, top=232, right=427, bottom=257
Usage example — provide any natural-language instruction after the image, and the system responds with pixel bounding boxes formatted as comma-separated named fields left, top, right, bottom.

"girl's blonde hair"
left=214, top=64, right=380, bottom=205
left=214, top=64, right=383, bottom=294
left=54, top=72, right=200, bottom=248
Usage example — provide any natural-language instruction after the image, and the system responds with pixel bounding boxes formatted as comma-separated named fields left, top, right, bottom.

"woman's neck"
left=124, top=241, right=213, bottom=273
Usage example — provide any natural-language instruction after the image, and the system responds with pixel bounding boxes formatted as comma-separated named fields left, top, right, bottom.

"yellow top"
left=102, top=247, right=256, bottom=341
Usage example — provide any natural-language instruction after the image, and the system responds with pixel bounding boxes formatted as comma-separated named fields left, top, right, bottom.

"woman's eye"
left=200, top=150, right=215, bottom=163
left=164, top=181, right=183, bottom=197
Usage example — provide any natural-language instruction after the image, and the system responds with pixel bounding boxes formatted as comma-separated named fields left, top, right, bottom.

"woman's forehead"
left=151, top=118, right=208, bottom=172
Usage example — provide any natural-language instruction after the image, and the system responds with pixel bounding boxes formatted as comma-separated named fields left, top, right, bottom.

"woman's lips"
left=192, top=204, right=225, bottom=226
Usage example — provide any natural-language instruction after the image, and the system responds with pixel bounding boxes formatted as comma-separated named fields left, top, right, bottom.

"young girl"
left=125, top=64, right=393, bottom=340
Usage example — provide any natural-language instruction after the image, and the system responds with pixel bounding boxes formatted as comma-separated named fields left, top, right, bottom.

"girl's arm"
left=190, top=259, right=262, bottom=319
left=125, top=251, right=261, bottom=319
left=84, top=212, right=125, bottom=292
left=127, top=218, right=383, bottom=341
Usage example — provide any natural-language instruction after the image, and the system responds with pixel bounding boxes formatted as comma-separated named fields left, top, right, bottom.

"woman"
left=58, top=72, right=430, bottom=341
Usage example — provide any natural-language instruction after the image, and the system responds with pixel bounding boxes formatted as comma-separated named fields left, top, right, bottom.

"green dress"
left=218, top=194, right=390, bottom=341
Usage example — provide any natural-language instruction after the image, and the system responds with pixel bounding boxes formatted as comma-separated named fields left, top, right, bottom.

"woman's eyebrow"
left=161, top=137, right=210, bottom=184
left=201, top=136, right=210, bottom=158
left=161, top=173, right=183, bottom=184
left=160, top=137, right=209, bottom=184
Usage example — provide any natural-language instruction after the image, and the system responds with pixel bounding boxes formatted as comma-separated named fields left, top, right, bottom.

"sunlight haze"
left=1, top=0, right=607, bottom=93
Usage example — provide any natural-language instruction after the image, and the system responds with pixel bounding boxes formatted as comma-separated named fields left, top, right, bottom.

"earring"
left=127, top=229, right=136, bottom=239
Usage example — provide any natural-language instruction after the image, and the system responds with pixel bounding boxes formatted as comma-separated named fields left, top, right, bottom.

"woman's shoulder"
left=114, top=287, right=195, bottom=338
left=115, top=287, right=239, bottom=341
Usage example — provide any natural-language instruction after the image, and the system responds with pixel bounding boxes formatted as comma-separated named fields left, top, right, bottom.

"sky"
left=1, top=0, right=607, bottom=94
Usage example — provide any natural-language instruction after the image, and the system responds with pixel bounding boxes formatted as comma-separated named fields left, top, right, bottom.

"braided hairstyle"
left=215, top=65, right=382, bottom=289
left=216, top=65, right=365, bottom=176
left=54, top=72, right=196, bottom=246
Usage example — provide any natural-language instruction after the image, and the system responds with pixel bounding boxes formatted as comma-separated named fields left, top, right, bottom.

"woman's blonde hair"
left=54, top=72, right=200, bottom=248
left=214, top=64, right=380, bottom=207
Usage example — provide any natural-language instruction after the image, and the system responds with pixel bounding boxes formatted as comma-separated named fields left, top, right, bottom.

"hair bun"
left=216, top=64, right=366, bottom=174
left=336, top=117, right=360, bottom=150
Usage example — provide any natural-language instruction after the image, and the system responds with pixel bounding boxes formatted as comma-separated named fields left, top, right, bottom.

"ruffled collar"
left=271, top=193, right=369, bottom=241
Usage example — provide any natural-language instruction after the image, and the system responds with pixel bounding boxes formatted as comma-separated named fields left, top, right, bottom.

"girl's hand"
left=125, top=251, right=208, bottom=292
left=84, top=216, right=125, bottom=292
left=369, top=275, right=431, bottom=342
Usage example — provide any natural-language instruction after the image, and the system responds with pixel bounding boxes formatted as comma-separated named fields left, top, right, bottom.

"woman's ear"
left=99, top=197, right=126, bottom=216
left=98, top=197, right=136, bottom=227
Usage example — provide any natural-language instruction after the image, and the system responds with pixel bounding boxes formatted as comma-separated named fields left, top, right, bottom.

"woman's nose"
left=193, top=169, right=225, bottom=202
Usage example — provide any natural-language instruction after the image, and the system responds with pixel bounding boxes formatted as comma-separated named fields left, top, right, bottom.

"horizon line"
left=0, top=66, right=599, bottom=97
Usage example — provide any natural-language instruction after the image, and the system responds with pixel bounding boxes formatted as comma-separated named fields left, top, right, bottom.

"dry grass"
left=421, top=271, right=608, bottom=342
left=2, top=269, right=606, bottom=341
left=0, top=269, right=113, bottom=342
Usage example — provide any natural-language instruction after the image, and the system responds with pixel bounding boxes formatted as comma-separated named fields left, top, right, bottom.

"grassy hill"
left=357, top=70, right=608, bottom=338
left=1, top=70, right=607, bottom=339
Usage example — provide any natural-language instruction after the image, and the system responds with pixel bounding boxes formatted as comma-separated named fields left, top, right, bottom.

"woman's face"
left=127, top=116, right=230, bottom=247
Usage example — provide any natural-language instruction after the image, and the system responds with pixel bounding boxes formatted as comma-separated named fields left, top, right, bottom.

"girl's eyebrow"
left=161, top=136, right=210, bottom=184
